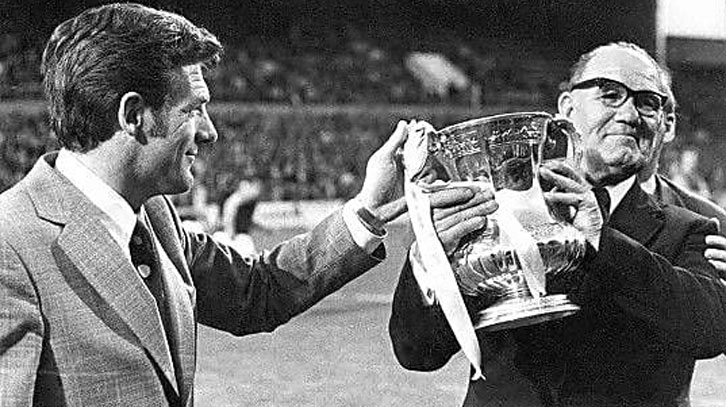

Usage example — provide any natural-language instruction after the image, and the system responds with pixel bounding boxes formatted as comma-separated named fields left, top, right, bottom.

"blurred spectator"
left=215, top=179, right=262, bottom=256
left=222, top=179, right=262, bottom=235
left=667, top=147, right=712, bottom=199
left=1, top=24, right=570, bottom=107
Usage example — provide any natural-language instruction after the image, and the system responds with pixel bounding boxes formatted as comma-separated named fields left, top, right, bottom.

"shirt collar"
left=56, top=149, right=137, bottom=252
left=604, top=175, right=637, bottom=215
left=640, top=174, right=657, bottom=195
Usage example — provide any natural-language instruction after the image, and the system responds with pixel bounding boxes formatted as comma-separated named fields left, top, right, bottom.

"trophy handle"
left=542, top=116, right=583, bottom=168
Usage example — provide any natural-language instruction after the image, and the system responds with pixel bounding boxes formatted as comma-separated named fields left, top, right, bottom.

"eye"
left=185, top=106, right=203, bottom=117
left=598, top=86, right=623, bottom=101
left=637, top=94, right=662, bottom=112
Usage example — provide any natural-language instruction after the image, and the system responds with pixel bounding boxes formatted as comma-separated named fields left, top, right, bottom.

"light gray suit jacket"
left=0, top=153, right=385, bottom=406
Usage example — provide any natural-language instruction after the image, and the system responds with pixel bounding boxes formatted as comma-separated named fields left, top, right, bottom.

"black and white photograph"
left=2, top=0, right=726, bottom=406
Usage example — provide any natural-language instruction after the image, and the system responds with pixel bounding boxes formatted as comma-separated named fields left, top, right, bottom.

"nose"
left=613, top=95, right=640, bottom=124
left=196, top=107, right=218, bottom=144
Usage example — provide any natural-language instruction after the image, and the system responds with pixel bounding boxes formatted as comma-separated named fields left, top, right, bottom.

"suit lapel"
left=654, top=176, right=686, bottom=207
left=143, top=207, right=196, bottom=403
left=27, top=154, right=179, bottom=396
left=609, top=181, right=665, bottom=245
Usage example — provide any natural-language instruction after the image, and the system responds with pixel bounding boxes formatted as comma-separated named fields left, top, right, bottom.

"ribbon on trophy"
left=489, top=190, right=547, bottom=299
left=401, top=122, right=550, bottom=381
left=402, top=123, right=485, bottom=381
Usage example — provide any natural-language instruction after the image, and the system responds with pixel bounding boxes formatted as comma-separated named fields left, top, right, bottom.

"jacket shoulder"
left=0, top=181, right=39, bottom=229
left=661, top=200, right=719, bottom=236
left=659, top=175, right=726, bottom=231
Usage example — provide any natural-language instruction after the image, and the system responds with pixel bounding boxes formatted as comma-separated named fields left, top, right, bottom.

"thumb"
left=378, top=120, right=408, bottom=157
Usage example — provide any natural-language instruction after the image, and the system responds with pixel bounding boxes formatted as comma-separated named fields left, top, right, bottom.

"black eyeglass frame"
left=569, top=77, right=668, bottom=117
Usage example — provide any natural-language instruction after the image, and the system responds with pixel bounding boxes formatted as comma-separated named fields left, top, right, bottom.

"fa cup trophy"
left=407, top=112, right=587, bottom=332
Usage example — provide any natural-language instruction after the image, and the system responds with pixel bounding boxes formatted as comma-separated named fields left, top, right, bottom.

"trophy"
left=420, top=112, right=586, bottom=332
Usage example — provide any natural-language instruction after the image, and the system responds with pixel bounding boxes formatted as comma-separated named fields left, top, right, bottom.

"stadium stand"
left=1, top=14, right=724, bottom=209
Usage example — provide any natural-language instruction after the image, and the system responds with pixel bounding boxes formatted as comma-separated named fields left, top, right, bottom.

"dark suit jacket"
left=655, top=174, right=726, bottom=234
left=389, top=181, right=726, bottom=407
left=0, top=153, right=384, bottom=407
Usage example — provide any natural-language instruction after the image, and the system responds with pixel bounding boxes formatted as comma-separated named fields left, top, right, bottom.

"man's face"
left=140, top=64, right=218, bottom=195
left=558, top=47, right=668, bottom=185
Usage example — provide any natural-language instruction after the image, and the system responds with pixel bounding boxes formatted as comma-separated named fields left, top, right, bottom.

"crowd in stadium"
left=1, top=28, right=724, bottom=209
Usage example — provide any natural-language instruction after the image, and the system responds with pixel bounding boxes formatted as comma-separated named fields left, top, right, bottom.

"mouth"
left=184, top=150, right=197, bottom=165
left=606, top=130, right=637, bottom=137
left=606, top=133, right=639, bottom=143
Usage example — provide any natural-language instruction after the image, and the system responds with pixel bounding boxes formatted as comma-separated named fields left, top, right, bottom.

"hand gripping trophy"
left=403, top=112, right=587, bottom=338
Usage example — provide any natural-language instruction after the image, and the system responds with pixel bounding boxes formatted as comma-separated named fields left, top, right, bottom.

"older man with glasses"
left=389, top=42, right=726, bottom=407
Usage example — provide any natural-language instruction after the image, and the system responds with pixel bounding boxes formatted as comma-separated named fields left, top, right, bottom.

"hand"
left=540, top=161, right=604, bottom=249
left=705, top=234, right=726, bottom=275
left=357, top=120, right=409, bottom=222
left=428, top=186, right=498, bottom=255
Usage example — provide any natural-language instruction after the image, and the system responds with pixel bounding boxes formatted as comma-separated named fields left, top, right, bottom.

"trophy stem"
left=474, top=282, right=580, bottom=332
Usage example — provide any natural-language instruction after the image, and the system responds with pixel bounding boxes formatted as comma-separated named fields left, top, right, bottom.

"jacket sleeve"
left=0, top=238, right=43, bottom=406
left=389, top=256, right=486, bottom=371
left=574, top=215, right=726, bottom=358
left=172, top=197, right=386, bottom=336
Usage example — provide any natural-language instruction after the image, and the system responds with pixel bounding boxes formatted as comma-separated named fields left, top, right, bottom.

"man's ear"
left=557, top=92, right=574, bottom=119
left=118, top=92, right=147, bottom=143
left=663, top=112, right=676, bottom=144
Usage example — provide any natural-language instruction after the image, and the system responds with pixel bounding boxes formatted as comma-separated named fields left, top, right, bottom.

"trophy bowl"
left=428, top=112, right=586, bottom=331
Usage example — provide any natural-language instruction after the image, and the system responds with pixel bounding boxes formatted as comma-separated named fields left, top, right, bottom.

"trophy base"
left=474, top=294, right=579, bottom=332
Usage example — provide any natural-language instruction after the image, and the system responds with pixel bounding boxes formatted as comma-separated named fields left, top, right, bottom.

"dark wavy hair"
left=41, top=3, right=223, bottom=151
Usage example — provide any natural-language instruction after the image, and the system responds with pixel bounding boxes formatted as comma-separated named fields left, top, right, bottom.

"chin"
left=163, top=177, right=194, bottom=196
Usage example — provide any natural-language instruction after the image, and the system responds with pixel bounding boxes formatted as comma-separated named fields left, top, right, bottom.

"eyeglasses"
left=570, top=78, right=667, bottom=117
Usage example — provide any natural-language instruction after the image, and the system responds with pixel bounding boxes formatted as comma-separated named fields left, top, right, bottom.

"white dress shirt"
left=640, top=174, right=657, bottom=195
left=605, top=175, right=637, bottom=215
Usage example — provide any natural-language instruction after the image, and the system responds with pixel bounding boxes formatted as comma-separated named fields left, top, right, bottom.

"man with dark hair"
left=389, top=42, right=726, bottom=406
left=0, top=3, right=496, bottom=406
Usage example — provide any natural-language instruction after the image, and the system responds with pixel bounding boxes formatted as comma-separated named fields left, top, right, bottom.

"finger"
left=438, top=216, right=487, bottom=252
left=539, top=166, right=589, bottom=193
left=376, top=196, right=408, bottom=222
left=434, top=200, right=497, bottom=233
left=381, top=120, right=408, bottom=156
left=541, top=160, right=585, bottom=182
left=543, top=191, right=584, bottom=207
left=428, top=187, right=477, bottom=208
left=705, top=234, right=726, bottom=250
left=705, top=247, right=726, bottom=262
left=433, top=190, right=496, bottom=221
left=408, top=119, right=435, bottom=137
left=708, top=259, right=726, bottom=273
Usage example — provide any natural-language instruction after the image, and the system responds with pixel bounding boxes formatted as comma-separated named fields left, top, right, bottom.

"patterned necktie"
left=129, top=219, right=169, bottom=324
left=130, top=217, right=185, bottom=393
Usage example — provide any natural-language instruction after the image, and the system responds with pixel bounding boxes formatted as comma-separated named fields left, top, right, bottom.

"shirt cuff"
left=410, top=243, right=437, bottom=306
left=342, top=199, right=386, bottom=255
